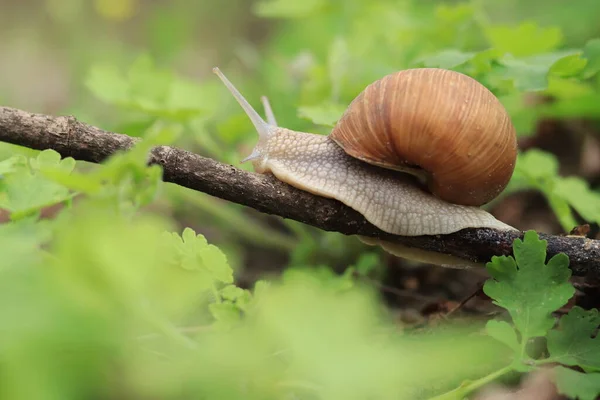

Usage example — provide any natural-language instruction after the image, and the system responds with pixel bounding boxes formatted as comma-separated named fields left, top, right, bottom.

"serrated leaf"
left=298, top=102, right=347, bottom=127
left=554, top=366, right=600, bottom=400
left=485, top=320, right=520, bottom=353
left=547, top=307, right=600, bottom=371
left=484, top=21, right=563, bottom=57
left=483, top=231, right=574, bottom=344
left=166, top=227, right=233, bottom=284
left=30, top=150, right=76, bottom=173
left=582, top=38, right=600, bottom=78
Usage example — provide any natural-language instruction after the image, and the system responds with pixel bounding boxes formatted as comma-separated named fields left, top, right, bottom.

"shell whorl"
left=330, top=68, right=518, bottom=206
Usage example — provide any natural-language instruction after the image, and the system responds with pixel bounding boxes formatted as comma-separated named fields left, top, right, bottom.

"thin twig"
left=1, top=106, right=600, bottom=278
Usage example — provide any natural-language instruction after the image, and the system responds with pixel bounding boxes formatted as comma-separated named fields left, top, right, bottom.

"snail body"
left=213, top=67, right=518, bottom=265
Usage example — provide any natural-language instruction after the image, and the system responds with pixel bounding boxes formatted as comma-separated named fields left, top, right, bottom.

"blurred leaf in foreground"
left=0, top=150, right=76, bottom=220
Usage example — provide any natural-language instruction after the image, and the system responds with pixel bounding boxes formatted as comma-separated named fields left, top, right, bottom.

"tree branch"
left=1, top=105, right=599, bottom=278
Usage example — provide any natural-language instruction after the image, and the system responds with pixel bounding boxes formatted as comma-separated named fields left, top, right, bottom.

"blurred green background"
left=1, top=0, right=600, bottom=282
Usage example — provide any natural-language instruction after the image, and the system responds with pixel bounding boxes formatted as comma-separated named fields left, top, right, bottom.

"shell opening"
left=213, top=67, right=275, bottom=163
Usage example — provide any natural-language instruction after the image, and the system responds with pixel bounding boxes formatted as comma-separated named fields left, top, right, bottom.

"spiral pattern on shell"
left=329, top=68, right=518, bottom=206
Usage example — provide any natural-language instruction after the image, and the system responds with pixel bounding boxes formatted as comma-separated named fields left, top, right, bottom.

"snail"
left=212, top=67, right=519, bottom=267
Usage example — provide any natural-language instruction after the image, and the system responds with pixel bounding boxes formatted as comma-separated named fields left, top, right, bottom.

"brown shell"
left=329, top=68, right=518, bottom=207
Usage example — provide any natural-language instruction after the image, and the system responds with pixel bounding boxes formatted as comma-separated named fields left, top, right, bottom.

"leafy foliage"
left=509, top=150, right=600, bottom=231
left=435, top=231, right=599, bottom=399
left=0, top=145, right=596, bottom=399
left=2, top=0, right=600, bottom=399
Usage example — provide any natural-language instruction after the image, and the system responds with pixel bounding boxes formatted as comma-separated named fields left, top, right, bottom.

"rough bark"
left=1, top=106, right=599, bottom=278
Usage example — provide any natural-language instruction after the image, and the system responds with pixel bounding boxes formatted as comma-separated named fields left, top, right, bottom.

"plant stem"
left=428, top=365, right=513, bottom=400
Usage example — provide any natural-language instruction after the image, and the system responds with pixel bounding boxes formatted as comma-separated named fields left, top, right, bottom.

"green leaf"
left=554, top=177, right=600, bottom=225
left=417, top=49, right=475, bottom=69
left=50, top=204, right=174, bottom=317
left=468, top=48, right=503, bottom=75
left=483, top=231, right=574, bottom=344
left=547, top=307, right=600, bottom=371
left=0, top=155, right=26, bottom=175
left=298, top=102, right=347, bottom=127
left=30, top=149, right=76, bottom=173
left=554, top=366, right=600, bottom=400
left=549, top=54, right=587, bottom=77
left=510, top=149, right=588, bottom=232
left=253, top=0, right=325, bottom=18
left=0, top=150, right=77, bottom=220
left=582, top=38, right=600, bottom=78
left=164, top=227, right=233, bottom=285
left=513, top=149, right=559, bottom=185
left=484, top=21, right=563, bottom=57
left=485, top=320, right=520, bottom=353
left=491, top=57, right=548, bottom=92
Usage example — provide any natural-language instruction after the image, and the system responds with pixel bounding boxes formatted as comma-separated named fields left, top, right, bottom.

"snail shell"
left=330, top=68, right=518, bottom=207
